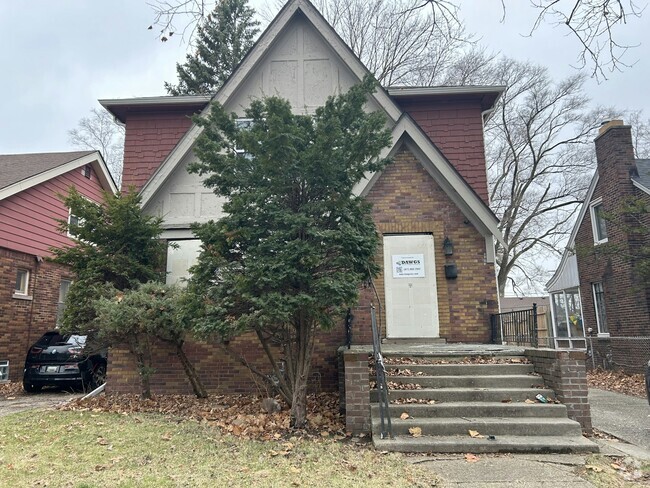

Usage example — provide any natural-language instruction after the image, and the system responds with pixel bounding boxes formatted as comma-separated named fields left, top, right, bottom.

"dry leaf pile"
left=58, top=392, right=345, bottom=441
left=587, top=369, right=647, bottom=398
left=0, top=382, right=24, bottom=398
left=386, top=368, right=426, bottom=377
left=386, top=381, right=422, bottom=390
left=392, top=398, right=437, bottom=405
left=383, top=356, right=530, bottom=365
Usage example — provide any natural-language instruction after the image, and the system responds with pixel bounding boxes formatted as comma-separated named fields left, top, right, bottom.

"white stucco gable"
left=139, top=0, right=399, bottom=211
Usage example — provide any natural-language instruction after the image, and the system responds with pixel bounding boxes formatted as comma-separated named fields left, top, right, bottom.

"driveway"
left=0, top=389, right=83, bottom=417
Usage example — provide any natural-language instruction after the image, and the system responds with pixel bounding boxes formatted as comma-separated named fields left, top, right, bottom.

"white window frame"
left=235, top=118, right=255, bottom=157
left=57, top=279, right=73, bottom=327
left=589, top=198, right=608, bottom=245
left=592, top=282, right=609, bottom=336
left=13, top=268, right=30, bottom=298
left=0, top=360, right=8, bottom=381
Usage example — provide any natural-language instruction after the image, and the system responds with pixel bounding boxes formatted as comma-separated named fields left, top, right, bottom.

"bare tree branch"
left=68, top=108, right=124, bottom=186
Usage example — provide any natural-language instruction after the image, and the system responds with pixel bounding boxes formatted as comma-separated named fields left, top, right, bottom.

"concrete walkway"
left=411, top=388, right=650, bottom=486
left=412, top=454, right=595, bottom=487
left=0, top=390, right=82, bottom=417
left=589, top=388, right=650, bottom=451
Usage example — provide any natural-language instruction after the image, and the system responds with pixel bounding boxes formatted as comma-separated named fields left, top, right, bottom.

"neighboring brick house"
left=0, top=151, right=116, bottom=382
left=547, top=120, right=650, bottom=372
left=100, top=0, right=505, bottom=395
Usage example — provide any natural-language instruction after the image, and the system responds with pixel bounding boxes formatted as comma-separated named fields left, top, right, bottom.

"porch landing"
left=345, top=343, right=527, bottom=357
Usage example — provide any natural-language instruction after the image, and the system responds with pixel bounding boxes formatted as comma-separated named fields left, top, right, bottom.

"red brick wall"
left=352, top=147, right=498, bottom=344
left=575, top=125, right=650, bottom=367
left=0, top=247, right=74, bottom=381
left=121, top=110, right=195, bottom=192
left=107, top=146, right=498, bottom=395
left=396, top=98, right=489, bottom=204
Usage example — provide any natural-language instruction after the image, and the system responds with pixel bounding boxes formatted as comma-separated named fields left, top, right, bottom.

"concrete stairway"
left=370, top=355, right=598, bottom=454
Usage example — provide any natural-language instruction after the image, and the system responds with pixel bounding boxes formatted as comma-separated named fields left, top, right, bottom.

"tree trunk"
left=290, top=372, right=309, bottom=428
left=289, top=320, right=315, bottom=429
left=175, top=342, right=208, bottom=398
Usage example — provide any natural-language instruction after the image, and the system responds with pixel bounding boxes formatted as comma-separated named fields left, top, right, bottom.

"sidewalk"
left=588, top=388, right=650, bottom=452
left=410, top=388, right=650, bottom=486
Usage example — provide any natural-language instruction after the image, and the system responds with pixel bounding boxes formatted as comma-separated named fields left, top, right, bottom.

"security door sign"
left=392, top=254, right=425, bottom=278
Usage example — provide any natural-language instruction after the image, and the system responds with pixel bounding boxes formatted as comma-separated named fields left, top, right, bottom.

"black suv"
left=23, top=331, right=107, bottom=393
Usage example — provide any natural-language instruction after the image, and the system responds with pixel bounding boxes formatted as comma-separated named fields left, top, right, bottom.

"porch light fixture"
left=443, top=237, right=454, bottom=256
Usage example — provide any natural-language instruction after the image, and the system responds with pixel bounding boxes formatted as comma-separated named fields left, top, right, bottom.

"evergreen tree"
left=50, top=190, right=204, bottom=399
left=186, top=76, right=392, bottom=427
left=165, top=0, right=259, bottom=95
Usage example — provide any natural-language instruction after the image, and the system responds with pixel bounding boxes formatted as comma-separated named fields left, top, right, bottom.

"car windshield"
left=36, top=333, right=87, bottom=347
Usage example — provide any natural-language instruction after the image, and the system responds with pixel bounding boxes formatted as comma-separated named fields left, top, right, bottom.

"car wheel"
left=88, top=364, right=106, bottom=392
left=23, top=378, right=42, bottom=393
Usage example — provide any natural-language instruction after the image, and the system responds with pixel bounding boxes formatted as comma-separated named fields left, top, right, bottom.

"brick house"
left=0, top=151, right=117, bottom=382
left=100, top=0, right=505, bottom=395
left=547, top=120, right=650, bottom=372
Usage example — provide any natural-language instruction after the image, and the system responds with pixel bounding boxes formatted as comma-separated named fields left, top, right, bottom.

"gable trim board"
left=136, top=0, right=411, bottom=209
left=632, top=178, right=650, bottom=195
left=0, top=151, right=117, bottom=202
left=546, top=172, right=598, bottom=292
left=355, top=114, right=503, bottom=255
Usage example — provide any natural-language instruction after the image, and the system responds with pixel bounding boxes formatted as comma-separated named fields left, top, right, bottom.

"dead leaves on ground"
left=587, top=369, right=646, bottom=398
left=58, top=392, right=345, bottom=441
left=383, top=356, right=531, bottom=366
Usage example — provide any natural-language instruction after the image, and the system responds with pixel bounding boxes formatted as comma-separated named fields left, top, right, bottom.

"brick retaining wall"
left=525, top=348, right=593, bottom=433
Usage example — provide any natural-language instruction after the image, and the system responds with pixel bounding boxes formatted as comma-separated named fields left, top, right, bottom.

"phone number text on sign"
left=392, top=254, right=425, bottom=278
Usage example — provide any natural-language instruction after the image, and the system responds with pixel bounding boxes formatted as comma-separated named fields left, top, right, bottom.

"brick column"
left=342, top=349, right=371, bottom=434
left=525, top=348, right=592, bottom=433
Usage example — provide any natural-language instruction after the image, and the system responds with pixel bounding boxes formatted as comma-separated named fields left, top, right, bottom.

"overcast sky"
left=0, top=0, right=647, bottom=156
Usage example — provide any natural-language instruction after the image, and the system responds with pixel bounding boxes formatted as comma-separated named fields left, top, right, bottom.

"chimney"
left=594, top=119, right=635, bottom=188
left=598, top=119, right=624, bottom=136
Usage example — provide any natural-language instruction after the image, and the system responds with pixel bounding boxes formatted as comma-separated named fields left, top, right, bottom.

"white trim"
left=387, top=86, right=506, bottom=97
left=14, top=268, right=29, bottom=296
left=591, top=282, right=608, bottom=335
left=353, top=115, right=503, bottom=245
left=632, top=178, right=650, bottom=195
left=99, top=95, right=212, bottom=108
left=546, top=171, right=599, bottom=290
left=160, top=229, right=196, bottom=240
left=139, top=0, right=405, bottom=208
left=589, top=198, right=608, bottom=245
left=0, top=152, right=117, bottom=202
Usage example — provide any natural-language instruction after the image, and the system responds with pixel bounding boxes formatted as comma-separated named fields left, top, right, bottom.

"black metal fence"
left=490, top=304, right=538, bottom=347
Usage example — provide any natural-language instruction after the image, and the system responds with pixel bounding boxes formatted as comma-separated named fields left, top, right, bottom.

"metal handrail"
left=370, top=303, right=393, bottom=439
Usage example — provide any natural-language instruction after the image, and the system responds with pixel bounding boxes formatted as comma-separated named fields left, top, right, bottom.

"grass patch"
left=581, top=454, right=650, bottom=487
left=0, top=410, right=439, bottom=487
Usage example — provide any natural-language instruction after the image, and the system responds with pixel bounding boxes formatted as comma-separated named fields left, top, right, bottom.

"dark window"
left=82, top=165, right=91, bottom=179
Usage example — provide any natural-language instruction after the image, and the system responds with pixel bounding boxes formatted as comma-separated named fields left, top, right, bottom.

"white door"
left=383, top=234, right=439, bottom=338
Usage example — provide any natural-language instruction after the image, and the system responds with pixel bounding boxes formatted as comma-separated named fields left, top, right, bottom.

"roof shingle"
left=0, top=151, right=94, bottom=191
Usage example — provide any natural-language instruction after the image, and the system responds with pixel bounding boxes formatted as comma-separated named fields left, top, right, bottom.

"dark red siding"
left=121, top=110, right=195, bottom=192
left=0, top=165, right=105, bottom=257
left=396, top=98, right=489, bottom=204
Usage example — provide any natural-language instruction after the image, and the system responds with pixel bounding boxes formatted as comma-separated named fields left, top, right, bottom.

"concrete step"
left=373, top=434, right=599, bottom=454
left=383, top=374, right=544, bottom=389
left=370, top=402, right=568, bottom=418
left=371, top=387, right=555, bottom=403
left=382, top=338, right=447, bottom=345
left=371, top=417, right=583, bottom=437
left=383, top=363, right=535, bottom=376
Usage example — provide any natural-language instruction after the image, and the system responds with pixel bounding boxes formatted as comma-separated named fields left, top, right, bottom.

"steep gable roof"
left=632, top=159, right=650, bottom=195
left=138, top=0, right=402, bottom=208
left=0, top=150, right=117, bottom=201
left=355, top=114, right=503, bottom=245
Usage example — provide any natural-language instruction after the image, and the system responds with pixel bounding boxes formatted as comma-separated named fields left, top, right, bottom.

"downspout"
left=25, top=255, right=42, bottom=354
